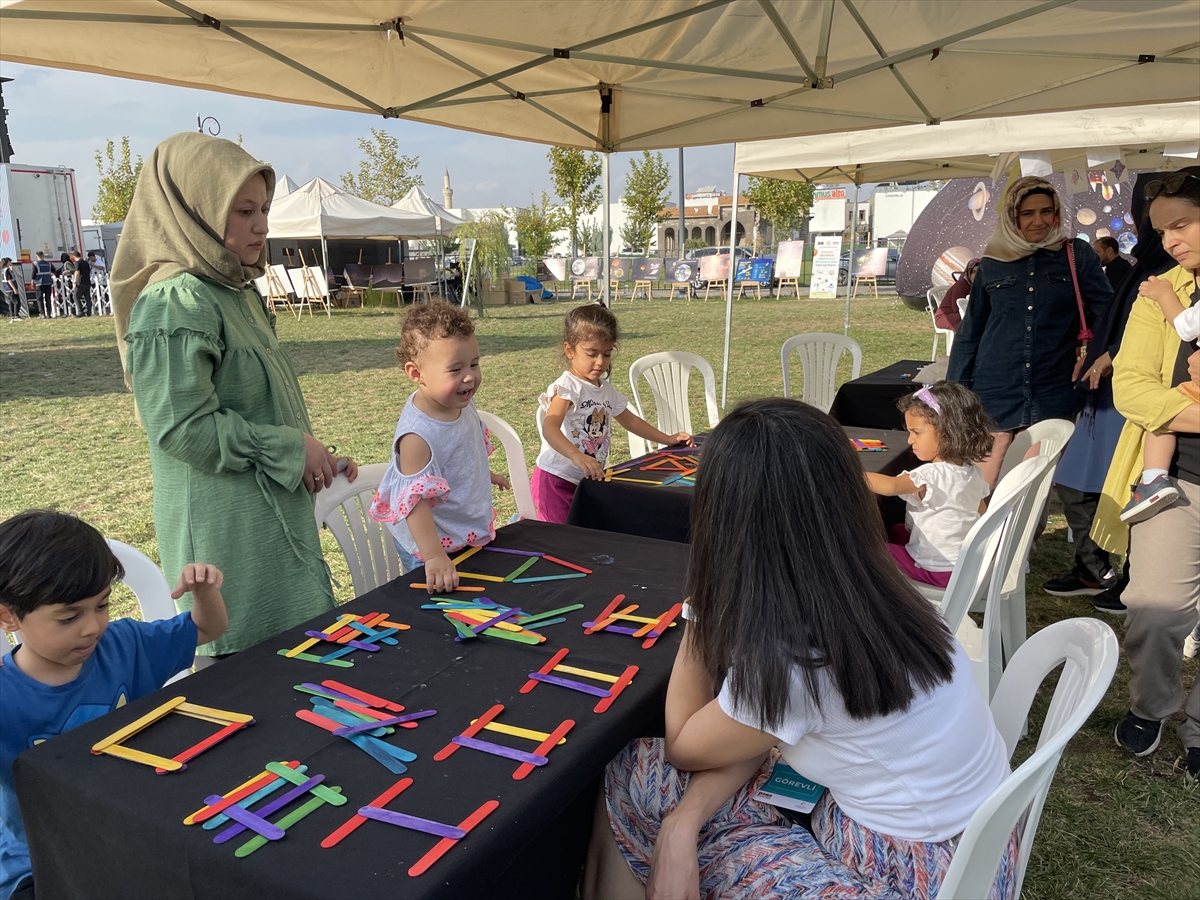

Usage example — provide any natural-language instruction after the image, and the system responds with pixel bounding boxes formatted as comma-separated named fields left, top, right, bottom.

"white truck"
left=0, top=162, right=83, bottom=283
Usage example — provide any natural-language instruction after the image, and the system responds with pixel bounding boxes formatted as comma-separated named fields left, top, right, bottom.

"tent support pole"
left=843, top=182, right=859, bottom=335
left=321, top=237, right=331, bottom=319
left=721, top=166, right=739, bottom=408
left=602, top=152, right=611, bottom=307
left=678, top=147, right=685, bottom=258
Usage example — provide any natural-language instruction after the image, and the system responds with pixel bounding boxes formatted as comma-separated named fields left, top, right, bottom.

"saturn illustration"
left=968, top=182, right=990, bottom=222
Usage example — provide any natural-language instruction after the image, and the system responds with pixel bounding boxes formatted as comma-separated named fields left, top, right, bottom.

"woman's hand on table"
left=303, top=434, right=337, bottom=493
left=423, top=553, right=460, bottom=593
left=646, top=813, right=702, bottom=900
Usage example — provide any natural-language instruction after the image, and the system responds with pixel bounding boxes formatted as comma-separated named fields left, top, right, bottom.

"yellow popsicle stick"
left=611, top=612, right=678, bottom=627
left=286, top=614, right=355, bottom=658
left=177, top=702, right=254, bottom=724
left=554, top=664, right=620, bottom=684
left=91, top=697, right=186, bottom=752
left=609, top=476, right=660, bottom=484
left=184, top=768, right=271, bottom=824
left=471, top=719, right=567, bottom=746
left=100, top=742, right=182, bottom=771
left=453, top=611, right=542, bottom=638
left=452, top=545, right=482, bottom=565
left=175, top=709, right=241, bottom=727
left=457, top=572, right=505, bottom=582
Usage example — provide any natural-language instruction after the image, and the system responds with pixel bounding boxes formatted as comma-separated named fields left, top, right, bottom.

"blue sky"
left=1, top=61, right=737, bottom=219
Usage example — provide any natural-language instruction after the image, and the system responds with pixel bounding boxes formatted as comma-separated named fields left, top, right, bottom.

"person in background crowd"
left=0, top=258, right=18, bottom=322
left=86, top=251, right=107, bottom=277
left=33, top=252, right=53, bottom=317
left=934, top=258, right=979, bottom=333
left=71, top=251, right=91, bottom=317
left=1043, top=175, right=1175, bottom=603
left=1094, top=236, right=1133, bottom=292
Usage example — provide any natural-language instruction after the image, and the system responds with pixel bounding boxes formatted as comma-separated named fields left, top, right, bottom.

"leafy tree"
left=742, top=176, right=815, bottom=252
left=92, top=137, right=143, bottom=223
left=619, top=151, right=672, bottom=254
left=341, top=128, right=422, bottom=205
left=684, top=237, right=706, bottom=251
left=577, top=218, right=613, bottom=256
left=547, top=146, right=602, bottom=257
left=454, top=209, right=511, bottom=290
left=512, top=192, right=562, bottom=263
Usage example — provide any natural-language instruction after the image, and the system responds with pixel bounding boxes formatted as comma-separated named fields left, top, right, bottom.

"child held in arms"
left=0, top=510, right=228, bottom=900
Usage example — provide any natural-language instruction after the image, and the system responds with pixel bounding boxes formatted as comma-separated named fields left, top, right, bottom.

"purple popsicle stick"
left=581, top=622, right=640, bottom=635
left=452, top=735, right=548, bottom=766
left=469, top=606, right=521, bottom=635
left=299, top=683, right=361, bottom=704
left=203, top=798, right=285, bottom=841
left=213, top=775, right=324, bottom=844
left=528, top=672, right=612, bottom=698
left=482, top=546, right=544, bottom=557
left=304, top=631, right=379, bottom=652
left=358, top=806, right=466, bottom=839
left=333, top=709, right=437, bottom=736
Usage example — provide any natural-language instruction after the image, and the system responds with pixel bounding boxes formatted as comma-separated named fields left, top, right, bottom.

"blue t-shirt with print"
left=0, top=613, right=196, bottom=900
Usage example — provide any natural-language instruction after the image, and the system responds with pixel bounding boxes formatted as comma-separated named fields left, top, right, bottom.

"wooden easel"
left=703, top=279, right=727, bottom=301
left=609, top=279, right=622, bottom=300
left=667, top=281, right=690, bottom=302
left=852, top=273, right=879, bottom=299
left=735, top=281, right=762, bottom=300
left=630, top=280, right=653, bottom=301
left=264, top=267, right=292, bottom=314
left=776, top=277, right=800, bottom=299
left=570, top=280, right=593, bottom=301
left=301, top=249, right=331, bottom=317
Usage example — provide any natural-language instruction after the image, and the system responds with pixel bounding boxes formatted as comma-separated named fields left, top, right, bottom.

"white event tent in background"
left=392, top=186, right=464, bottom=235
left=267, top=176, right=435, bottom=241
left=271, top=174, right=299, bottom=202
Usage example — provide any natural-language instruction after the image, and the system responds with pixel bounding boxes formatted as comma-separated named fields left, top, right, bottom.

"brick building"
left=656, top=187, right=768, bottom=254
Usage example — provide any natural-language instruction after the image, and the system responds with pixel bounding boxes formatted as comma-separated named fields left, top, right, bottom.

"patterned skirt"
left=604, top=738, right=1018, bottom=900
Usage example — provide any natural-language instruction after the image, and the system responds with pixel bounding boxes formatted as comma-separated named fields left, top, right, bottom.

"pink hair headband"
left=914, top=386, right=941, bottom=415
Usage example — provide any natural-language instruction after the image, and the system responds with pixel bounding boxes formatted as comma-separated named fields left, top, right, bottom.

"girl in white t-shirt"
left=583, top=398, right=1014, bottom=900
left=532, top=305, right=693, bottom=523
left=369, top=303, right=510, bottom=592
left=867, top=381, right=995, bottom=587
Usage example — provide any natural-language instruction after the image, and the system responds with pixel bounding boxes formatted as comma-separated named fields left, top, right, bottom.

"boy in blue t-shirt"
left=0, top=510, right=228, bottom=900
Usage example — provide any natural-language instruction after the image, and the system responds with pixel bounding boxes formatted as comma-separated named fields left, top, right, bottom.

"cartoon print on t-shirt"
left=580, top=406, right=610, bottom=459
left=27, top=689, right=129, bottom=748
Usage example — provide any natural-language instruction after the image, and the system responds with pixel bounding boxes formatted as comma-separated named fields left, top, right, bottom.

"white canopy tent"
left=2, top=1, right=1197, bottom=305
left=267, top=176, right=436, bottom=240
left=272, top=173, right=298, bottom=201
left=392, top=186, right=464, bottom=235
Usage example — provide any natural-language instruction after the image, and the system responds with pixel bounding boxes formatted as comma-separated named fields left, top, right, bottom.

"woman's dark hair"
left=687, top=398, right=956, bottom=728
left=1145, top=165, right=1200, bottom=209
left=562, top=304, right=619, bottom=349
left=396, top=301, right=475, bottom=366
left=0, top=510, right=124, bottom=619
left=896, top=381, right=995, bottom=464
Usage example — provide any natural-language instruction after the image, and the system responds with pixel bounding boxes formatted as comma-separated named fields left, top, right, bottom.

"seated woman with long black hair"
left=584, top=398, right=1016, bottom=900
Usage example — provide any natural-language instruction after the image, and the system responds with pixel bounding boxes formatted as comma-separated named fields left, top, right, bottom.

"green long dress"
left=125, top=272, right=336, bottom=655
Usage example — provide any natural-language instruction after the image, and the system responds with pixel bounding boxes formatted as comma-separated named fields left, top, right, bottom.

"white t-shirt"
left=903, top=461, right=990, bottom=572
left=1171, top=302, right=1200, bottom=343
left=718, top=643, right=1008, bottom=842
left=535, top=371, right=629, bottom=484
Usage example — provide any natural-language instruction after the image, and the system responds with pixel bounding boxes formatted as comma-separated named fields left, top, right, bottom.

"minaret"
left=442, top=169, right=453, bottom=210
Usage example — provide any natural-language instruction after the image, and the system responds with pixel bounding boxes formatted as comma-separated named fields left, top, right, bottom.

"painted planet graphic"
left=1124, top=212, right=1134, bottom=225
left=1103, top=205, right=1112, bottom=213
left=1118, top=232, right=1137, bottom=254
left=1076, top=232, right=1090, bottom=241
left=1095, top=228, right=1112, bottom=238
left=570, top=258, right=587, bottom=276
left=931, top=246, right=973, bottom=287
left=968, top=182, right=990, bottom=222
left=1076, top=208, right=1097, bottom=225
left=1110, top=218, right=1124, bottom=232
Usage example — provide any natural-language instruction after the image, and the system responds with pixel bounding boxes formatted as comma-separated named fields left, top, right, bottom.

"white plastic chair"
left=477, top=410, right=537, bottom=522
left=938, top=618, right=1118, bottom=899
left=780, top=333, right=863, bottom=413
left=106, top=539, right=192, bottom=683
left=927, top=285, right=954, bottom=360
left=627, top=352, right=720, bottom=458
left=314, top=463, right=402, bottom=598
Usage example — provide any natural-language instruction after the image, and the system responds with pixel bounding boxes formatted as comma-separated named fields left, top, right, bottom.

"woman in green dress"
left=111, top=132, right=358, bottom=659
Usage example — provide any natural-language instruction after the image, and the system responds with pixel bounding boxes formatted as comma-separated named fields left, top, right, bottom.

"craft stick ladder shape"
left=279, top=611, right=409, bottom=667
left=321, top=776, right=499, bottom=877
left=521, top=648, right=638, bottom=713
left=584, top=595, right=683, bottom=649
left=186, top=760, right=346, bottom=857
left=91, top=696, right=254, bottom=773
left=435, top=704, right=574, bottom=779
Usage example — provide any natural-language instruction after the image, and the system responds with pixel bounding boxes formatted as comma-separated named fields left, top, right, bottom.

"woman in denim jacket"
left=948, top=176, right=1113, bottom=487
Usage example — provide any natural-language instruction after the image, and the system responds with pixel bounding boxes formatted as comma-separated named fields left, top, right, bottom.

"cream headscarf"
left=982, top=175, right=1066, bottom=263
left=110, top=132, right=275, bottom=386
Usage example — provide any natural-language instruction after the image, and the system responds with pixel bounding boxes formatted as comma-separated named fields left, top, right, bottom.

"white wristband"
left=681, top=601, right=695, bottom=622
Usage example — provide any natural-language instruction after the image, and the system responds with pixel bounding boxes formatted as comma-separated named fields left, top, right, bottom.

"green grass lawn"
left=1, top=293, right=1196, bottom=897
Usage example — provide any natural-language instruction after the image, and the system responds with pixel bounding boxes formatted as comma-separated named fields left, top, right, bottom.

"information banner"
left=735, top=257, right=774, bottom=284
left=810, top=235, right=843, bottom=299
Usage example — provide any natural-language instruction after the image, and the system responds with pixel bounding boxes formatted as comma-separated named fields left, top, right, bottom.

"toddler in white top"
left=369, top=303, right=510, bottom=592
left=867, top=381, right=994, bottom=587
left=532, top=304, right=693, bottom=523
left=1119, top=273, right=1199, bottom=524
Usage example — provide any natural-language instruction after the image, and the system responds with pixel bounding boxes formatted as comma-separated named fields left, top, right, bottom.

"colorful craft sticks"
left=321, top=776, right=499, bottom=876
left=293, top=680, right=432, bottom=774
left=423, top=595, right=584, bottom=645
left=447, top=545, right=593, bottom=584
left=279, top=611, right=410, bottom=667
left=605, top=449, right=698, bottom=485
left=521, top=647, right=638, bottom=713
left=186, top=760, right=346, bottom=857
left=91, top=696, right=253, bottom=773
left=850, top=438, right=887, bottom=452
left=584, top=595, right=684, bottom=649
left=435, top=703, right=574, bottom=780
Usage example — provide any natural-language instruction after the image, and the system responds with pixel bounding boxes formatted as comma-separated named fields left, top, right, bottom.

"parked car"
left=839, top=248, right=900, bottom=286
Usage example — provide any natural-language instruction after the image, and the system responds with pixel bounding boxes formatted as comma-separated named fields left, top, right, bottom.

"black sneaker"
left=1187, top=748, right=1199, bottom=786
left=1042, top=568, right=1107, bottom=597
left=1115, top=711, right=1164, bottom=757
left=1090, top=585, right=1128, bottom=616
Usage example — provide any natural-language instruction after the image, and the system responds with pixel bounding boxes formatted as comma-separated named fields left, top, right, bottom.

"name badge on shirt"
left=752, top=761, right=826, bottom=814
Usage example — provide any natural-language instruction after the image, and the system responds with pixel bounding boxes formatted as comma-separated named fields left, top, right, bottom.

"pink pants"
left=887, top=525, right=953, bottom=588
left=530, top=466, right=577, bottom=524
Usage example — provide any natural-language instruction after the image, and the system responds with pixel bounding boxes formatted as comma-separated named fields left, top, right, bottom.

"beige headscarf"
left=982, top=175, right=1066, bottom=263
left=110, top=132, right=275, bottom=385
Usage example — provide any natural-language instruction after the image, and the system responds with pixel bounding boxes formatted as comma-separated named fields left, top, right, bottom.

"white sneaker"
left=1185, top=625, right=1200, bottom=660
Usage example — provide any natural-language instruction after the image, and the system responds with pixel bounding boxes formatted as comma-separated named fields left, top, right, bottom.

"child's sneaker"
left=1185, top=624, right=1200, bottom=660
left=1120, top=474, right=1179, bottom=524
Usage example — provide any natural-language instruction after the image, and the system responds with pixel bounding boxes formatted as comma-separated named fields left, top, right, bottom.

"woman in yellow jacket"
left=1093, top=167, right=1200, bottom=782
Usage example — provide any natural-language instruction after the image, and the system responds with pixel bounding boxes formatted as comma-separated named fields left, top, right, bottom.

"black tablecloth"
left=567, top=428, right=917, bottom=544
left=828, top=359, right=928, bottom=431
left=14, top=521, right=687, bottom=900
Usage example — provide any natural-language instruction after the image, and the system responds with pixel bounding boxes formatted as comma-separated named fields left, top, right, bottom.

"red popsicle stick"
left=330, top=612, right=376, bottom=642
left=520, top=648, right=570, bottom=693
left=584, top=595, right=626, bottom=635
left=642, top=603, right=683, bottom=649
left=513, top=719, right=574, bottom=780
left=434, top=704, right=504, bottom=761
left=321, top=777, right=413, bottom=848
left=542, top=555, right=592, bottom=574
left=407, top=799, right=500, bottom=877
left=594, top=665, right=639, bottom=714
left=155, top=720, right=247, bottom=774
left=296, top=708, right=344, bottom=734
left=322, top=680, right=403, bottom=712
left=332, top=699, right=418, bottom=728
left=191, top=761, right=300, bottom=823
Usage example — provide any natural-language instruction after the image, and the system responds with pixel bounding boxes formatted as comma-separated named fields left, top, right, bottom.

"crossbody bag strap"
left=1065, top=240, right=1093, bottom=347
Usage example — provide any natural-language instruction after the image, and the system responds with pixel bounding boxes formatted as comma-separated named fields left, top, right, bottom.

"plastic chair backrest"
left=937, top=618, right=1118, bottom=899
left=780, top=333, right=863, bottom=412
left=313, top=463, right=401, bottom=597
left=477, top=410, right=537, bottom=521
left=105, top=539, right=190, bottom=683
left=627, top=351, right=719, bottom=453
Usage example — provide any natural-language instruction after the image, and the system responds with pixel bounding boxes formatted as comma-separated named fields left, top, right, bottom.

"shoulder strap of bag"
left=1065, top=240, right=1093, bottom=346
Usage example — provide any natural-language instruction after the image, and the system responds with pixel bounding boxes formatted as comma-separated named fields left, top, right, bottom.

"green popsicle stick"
left=234, top=790, right=338, bottom=857
left=518, top=603, right=585, bottom=626
left=276, top=649, right=353, bottom=667
left=504, top=556, right=540, bottom=582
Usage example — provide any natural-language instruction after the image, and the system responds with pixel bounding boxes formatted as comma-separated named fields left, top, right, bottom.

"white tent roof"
left=392, top=185, right=464, bottom=234
left=267, top=176, right=436, bottom=239
left=273, top=174, right=299, bottom=201
left=734, top=102, right=1200, bottom=184
left=1, top=1, right=1197, bottom=151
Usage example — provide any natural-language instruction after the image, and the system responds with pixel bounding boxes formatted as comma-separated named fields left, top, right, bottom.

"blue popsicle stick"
left=318, top=645, right=356, bottom=663
left=343, top=621, right=400, bottom=644
left=359, top=734, right=418, bottom=762
left=203, top=773, right=297, bottom=830
left=659, top=473, right=686, bottom=486
left=346, top=734, right=408, bottom=774
left=309, top=698, right=391, bottom=736
left=512, top=573, right=588, bottom=583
